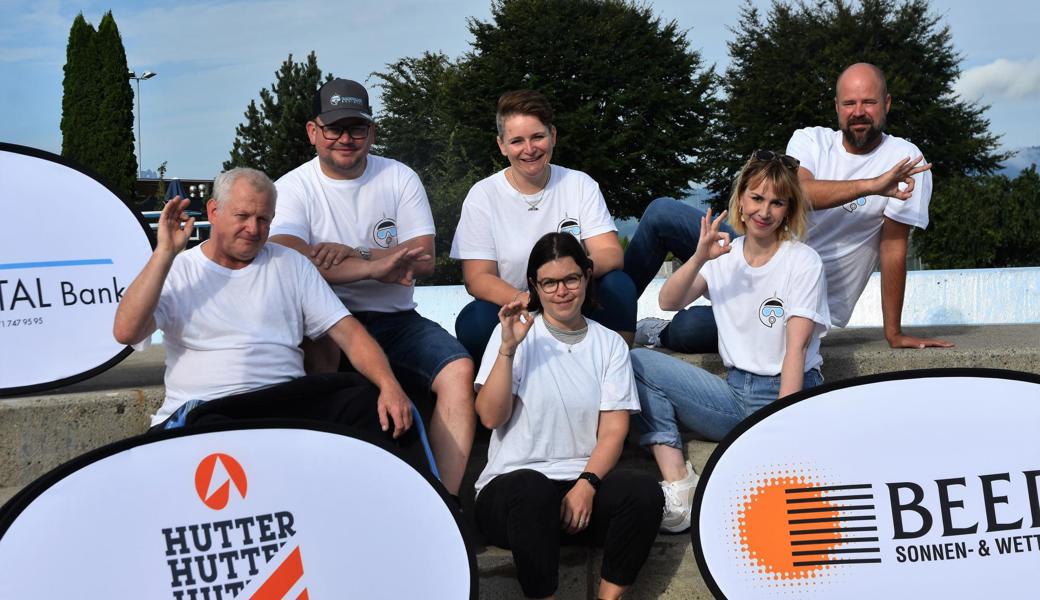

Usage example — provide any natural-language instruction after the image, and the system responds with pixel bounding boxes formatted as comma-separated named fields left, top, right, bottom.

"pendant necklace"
left=508, top=166, right=551, bottom=211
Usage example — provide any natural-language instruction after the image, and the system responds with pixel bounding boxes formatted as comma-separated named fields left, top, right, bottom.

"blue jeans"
left=623, top=198, right=737, bottom=353
left=629, top=348, right=824, bottom=445
left=454, top=270, right=637, bottom=365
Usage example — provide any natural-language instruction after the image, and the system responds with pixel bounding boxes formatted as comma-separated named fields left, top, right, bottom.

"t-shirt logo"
left=557, top=217, right=581, bottom=238
left=759, top=296, right=785, bottom=328
left=372, top=218, right=398, bottom=248
left=843, top=197, right=868, bottom=213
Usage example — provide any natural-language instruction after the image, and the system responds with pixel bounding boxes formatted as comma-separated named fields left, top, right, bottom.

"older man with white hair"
left=113, top=168, right=422, bottom=460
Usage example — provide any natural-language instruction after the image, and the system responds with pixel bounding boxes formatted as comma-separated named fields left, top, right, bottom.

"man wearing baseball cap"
left=270, top=78, right=475, bottom=498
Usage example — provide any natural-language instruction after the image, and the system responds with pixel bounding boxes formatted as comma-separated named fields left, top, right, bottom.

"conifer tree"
left=60, top=12, right=138, bottom=200
left=225, top=52, right=331, bottom=180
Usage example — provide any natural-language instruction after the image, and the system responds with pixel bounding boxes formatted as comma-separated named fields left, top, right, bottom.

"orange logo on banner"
left=734, top=471, right=881, bottom=589
left=252, top=546, right=309, bottom=600
left=194, top=453, right=248, bottom=510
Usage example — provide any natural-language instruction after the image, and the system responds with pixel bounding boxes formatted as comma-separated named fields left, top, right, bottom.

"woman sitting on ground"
left=630, top=151, right=830, bottom=533
left=473, top=232, right=662, bottom=600
left=450, top=89, right=636, bottom=361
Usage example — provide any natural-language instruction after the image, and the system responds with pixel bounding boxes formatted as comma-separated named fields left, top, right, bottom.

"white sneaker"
left=659, top=461, right=699, bottom=533
left=635, top=317, right=670, bottom=348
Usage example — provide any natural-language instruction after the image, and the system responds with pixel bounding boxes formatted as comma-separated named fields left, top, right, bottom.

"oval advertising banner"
left=0, top=143, right=153, bottom=396
left=0, top=422, right=476, bottom=599
left=694, top=369, right=1040, bottom=599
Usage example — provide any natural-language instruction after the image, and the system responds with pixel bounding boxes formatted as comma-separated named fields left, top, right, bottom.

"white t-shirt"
left=473, top=316, right=639, bottom=494
left=700, top=238, right=829, bottom=376
left=272, top=155, right=436, bottom=312
left=786, top=127, right=931, bottom=326
left=449, top=165, right=617, bottom=290
left=150, top=243, right=350, bottom=425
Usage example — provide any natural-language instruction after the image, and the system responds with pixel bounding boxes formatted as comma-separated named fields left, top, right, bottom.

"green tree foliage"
left=375, top=0, right=717, bottom=222
left=61, top=15, right=97, bottom=167
left=375, top=53, right=480, bottom=284
left=914, top=167, right=1040, bottom=268
left=225, top=52, right=332, bottom=180
left=95, top=13, right=138, bottom=200
left=60, top=12, right=138, bottom=200
left=704, top=0, right=1005, bottom=206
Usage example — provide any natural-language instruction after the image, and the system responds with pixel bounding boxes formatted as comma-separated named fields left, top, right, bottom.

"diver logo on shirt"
left=843, top=197, right=868, bottom=213
left=759, top=296, right=785, bottom=328
left=372, top=217, right=398, bottom=248
left=557, top=216, right=581, bottom=238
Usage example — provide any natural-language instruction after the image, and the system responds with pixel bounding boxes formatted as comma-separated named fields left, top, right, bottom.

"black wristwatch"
left=577, top=471, right=601, bottom=490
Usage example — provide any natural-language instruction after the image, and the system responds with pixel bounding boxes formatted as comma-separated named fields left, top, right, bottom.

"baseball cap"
left=314, top=79, right=373, bottom=123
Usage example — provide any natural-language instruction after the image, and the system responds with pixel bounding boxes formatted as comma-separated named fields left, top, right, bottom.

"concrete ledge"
left=660, top=324, right=1040, bottom=379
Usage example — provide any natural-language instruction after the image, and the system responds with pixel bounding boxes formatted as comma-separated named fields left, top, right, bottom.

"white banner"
left=0, top=143, right=153, bottom=395
left=0, top=423, right=476, bottom=598
left=694, top=369, right=1040, bottom=599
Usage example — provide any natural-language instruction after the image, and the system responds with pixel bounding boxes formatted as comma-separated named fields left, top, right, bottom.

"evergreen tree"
left=60, top=15, right=99, bottom=173
left=94, top=12, right=138, bottom=200
left=60, top=12, right=138, bottom=200
left=225, top=52, right=331, bottom=180
left=703, top=0, right=1005, bottom=205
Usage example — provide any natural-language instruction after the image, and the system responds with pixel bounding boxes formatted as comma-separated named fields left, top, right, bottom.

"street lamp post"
left=128, top=70, right=157, bottom=177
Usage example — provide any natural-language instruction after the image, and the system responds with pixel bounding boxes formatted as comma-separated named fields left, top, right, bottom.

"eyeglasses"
left=315, top=122, right=370, bottom=141
left=750, top=149, right=800, bottom=172
left=534, top=273, right=583, bottom=293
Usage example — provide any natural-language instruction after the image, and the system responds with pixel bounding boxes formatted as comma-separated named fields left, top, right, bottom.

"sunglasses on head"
left=750, top=149, right=800, bottom=172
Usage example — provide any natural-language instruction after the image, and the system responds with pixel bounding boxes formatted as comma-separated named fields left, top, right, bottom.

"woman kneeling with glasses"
left=631, top=151, right=830, bottom=534
left=473, top=232, right=663, bottom=600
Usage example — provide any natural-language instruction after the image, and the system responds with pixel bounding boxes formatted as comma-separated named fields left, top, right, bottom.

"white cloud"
left=955, top=57, right=1040, bottom=101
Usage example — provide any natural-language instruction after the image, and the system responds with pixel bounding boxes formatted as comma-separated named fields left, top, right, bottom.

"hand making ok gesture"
left=692, top=207, right=732, bottom=263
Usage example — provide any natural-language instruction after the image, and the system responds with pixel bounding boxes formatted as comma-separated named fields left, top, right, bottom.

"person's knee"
left=431, top=357, right=475, bottom=404
left=642, top=197, right=682, bottom=223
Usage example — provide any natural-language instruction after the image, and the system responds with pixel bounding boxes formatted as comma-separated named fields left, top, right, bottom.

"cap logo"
left=329, top=94, right=364, bottom=107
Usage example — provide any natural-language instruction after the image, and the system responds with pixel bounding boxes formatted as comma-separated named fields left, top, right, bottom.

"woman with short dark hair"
left=473, top=232, right=662, bottom=600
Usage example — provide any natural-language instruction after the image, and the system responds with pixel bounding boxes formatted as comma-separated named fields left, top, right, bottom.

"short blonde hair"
left=727, top=153, right=808, bottom=241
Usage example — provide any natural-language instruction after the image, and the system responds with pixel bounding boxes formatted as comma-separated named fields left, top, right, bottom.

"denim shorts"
left=349, top=309, right=470, bottom=392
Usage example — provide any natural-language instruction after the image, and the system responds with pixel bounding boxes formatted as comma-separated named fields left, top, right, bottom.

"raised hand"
left=157, top=196, right=195, bottom=254
left=872, top=155, right=931, bottom=200
left=692, top=208, right=732, bottom=263
left=371, top=246, right=431, bottom=285
left=498, top=299, right=534, bottom=355
left=311, top=242, right=354, bottom=270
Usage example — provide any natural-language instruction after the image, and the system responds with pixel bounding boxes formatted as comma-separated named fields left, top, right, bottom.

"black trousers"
left=151, top=372, right=433, bottom=479
left=475, top=468, right=663, bottom=598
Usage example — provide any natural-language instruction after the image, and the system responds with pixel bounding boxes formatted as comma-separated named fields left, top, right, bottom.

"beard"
left=842, top=115, right=885, bottom=150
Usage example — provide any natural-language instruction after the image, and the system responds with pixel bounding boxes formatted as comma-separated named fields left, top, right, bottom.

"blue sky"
left=1, top=0, right=1038, bottom=179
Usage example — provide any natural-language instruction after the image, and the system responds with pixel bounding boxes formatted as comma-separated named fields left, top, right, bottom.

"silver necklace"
left=507, top=166, right=551, bottom=211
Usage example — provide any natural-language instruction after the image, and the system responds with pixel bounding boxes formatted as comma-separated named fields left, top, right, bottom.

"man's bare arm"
left=798, top=156, right=931, bottom=210
left=270, top=234, right=432, bottom=285
left=878, top=217, right=953, bottom=349
left=113, top=198, right=194, bottom=345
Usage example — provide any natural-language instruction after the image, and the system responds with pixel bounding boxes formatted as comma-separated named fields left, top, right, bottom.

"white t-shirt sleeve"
left=785, top=127, right=820, bottom=176
left=450, top=183, right=498, bottom=261
left=578, top=174, right=617, bottom=240
left=394, top=166, right=437, bottom=242
left=783, top=249, right=831, bottom=331
left=295, top=253, right=351, bottom=340
left=271, top=171, right=314, bottom=244
left=599, top=334, right=640, bottom=413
